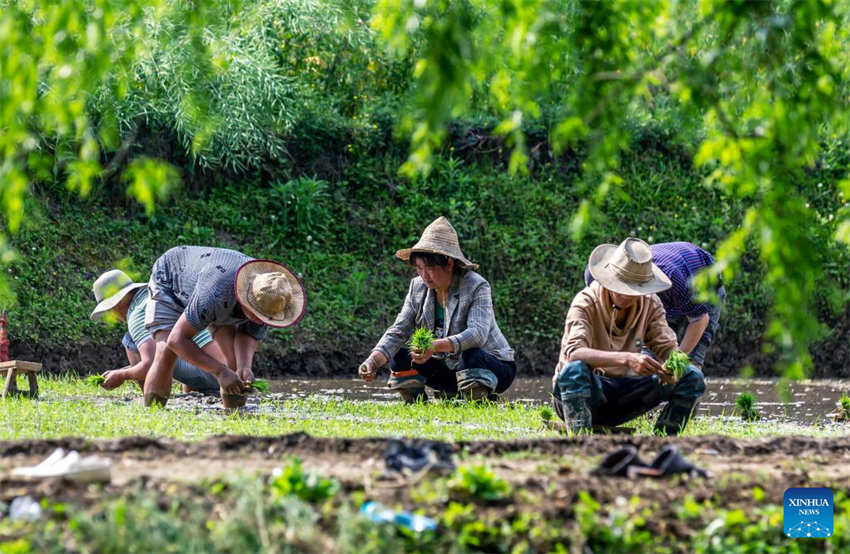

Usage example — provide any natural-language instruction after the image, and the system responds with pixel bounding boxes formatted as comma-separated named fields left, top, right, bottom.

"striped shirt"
left=123, top=288, right=213, bottom=350
left=651, top=242, right=715, bottom=320
left=584, top=242, right=717, bottom=321
left=148, top=246, right=267, bottom=340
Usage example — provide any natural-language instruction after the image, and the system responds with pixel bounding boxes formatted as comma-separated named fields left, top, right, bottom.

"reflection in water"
left=267, top=378, right=850, bottom=424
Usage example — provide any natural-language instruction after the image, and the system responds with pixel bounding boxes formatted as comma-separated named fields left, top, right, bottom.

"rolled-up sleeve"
left=559, top=306, right=592, bottom=370
left=645, top=299, right=678, bottom=362
left=373, top=279, right=419, bottom=361
left=446, top=281, right=493, bottom=354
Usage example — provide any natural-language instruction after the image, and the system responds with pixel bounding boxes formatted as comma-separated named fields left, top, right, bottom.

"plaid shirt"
left=373, top=271, right=515, bottom=368
left=652, top=242, right=715, bottom=321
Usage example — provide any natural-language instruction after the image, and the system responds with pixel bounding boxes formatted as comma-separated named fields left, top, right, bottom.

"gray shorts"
left=143, top=293, right=214, bottom=346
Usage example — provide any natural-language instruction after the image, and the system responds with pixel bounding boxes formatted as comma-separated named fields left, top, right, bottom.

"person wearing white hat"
left=141, top=246, right=306, bottom=406
left=553, top=238, right=706, bottom=435
left=90, top=269, right=225, bottom=393
left=358, top=217, right=516, bottom=402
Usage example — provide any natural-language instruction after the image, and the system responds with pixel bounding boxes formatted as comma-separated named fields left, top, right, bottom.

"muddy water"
left=267, top=378, right=850, bottom=423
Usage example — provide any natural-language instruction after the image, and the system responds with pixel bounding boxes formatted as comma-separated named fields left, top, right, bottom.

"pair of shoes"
left=11, top=448, right=112, bottom=483
left=384, top=440, right=455, bottom=475
left=456, top=368, right=497, bottom=400
left=387, top=370, right=427, bottom=403
left=592, top=444, right=709, bottom=479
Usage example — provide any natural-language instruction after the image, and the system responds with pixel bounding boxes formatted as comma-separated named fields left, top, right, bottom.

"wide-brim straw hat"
left=588, top=237, right=671, bottom=296
left=395, top=216, right=478, bottom=269
left=90, top=269, right=147, bottom=321
left=234, top=259, right=306, bottom=328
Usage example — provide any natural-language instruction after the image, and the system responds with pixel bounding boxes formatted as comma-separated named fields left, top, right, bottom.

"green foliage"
left=448, top=464, right=511, bottom=503
left=735, top=393, right=761, bottom=422
left=84, top=375, right=105, bottom=388
left=270, top=457, right=340, bottom=503
left=836, top=393, right=850, bottom=422
left=664, top=350, right=690, bottom=380
left=408, top=326, right=434, bottom=353
left=539, top=405, right=554, bottom=422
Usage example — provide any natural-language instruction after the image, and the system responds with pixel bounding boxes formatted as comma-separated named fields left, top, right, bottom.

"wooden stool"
left=1, top=360, right=42, bottom=399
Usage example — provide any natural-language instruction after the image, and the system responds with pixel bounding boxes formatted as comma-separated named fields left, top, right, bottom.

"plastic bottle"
left=360, top=500, right=437, bottom=532
left=9, top=496, right=42, bottom=521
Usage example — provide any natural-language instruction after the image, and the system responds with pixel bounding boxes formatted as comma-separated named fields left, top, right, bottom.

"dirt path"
left=2, top=434, right=850, bottom=514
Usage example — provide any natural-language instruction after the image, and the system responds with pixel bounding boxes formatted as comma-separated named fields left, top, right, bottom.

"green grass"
left=1, top=377, right=848, bottom=442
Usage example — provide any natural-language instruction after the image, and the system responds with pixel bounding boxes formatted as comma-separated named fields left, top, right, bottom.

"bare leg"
left=142, top=330, right=178, bottom=406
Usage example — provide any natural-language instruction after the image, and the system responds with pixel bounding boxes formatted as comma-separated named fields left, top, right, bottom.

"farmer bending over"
left=358, top=216, right=516, bottom=402
left=142, top=246, right=305, bottom=406
left=90, top=269, right=222, bottom=394
left=554, top=238, right=705, bottom=435
left=584, top=241, right=724, bottom=369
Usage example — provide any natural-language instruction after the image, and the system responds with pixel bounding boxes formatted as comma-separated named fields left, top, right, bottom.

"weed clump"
left=409, top=327, right=435, bottom=353
left=270, top=457, right=339, bottom=503
left=664, top=350, right=690, bottom=379
left=448, top=464, right=511, bottom=503
left=735, top=393, right=760, bottom=421
left=540, top=405, right=554, bottom=422
left=85, top=375, right=105, bottom=387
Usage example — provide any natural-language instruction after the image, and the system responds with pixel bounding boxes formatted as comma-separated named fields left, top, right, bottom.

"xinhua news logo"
left=784, top=487, right=833, bottom=538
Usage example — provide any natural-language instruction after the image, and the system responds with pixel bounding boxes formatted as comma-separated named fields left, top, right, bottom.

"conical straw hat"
left=234, top=260, right=306, bottom=328
left=395, top=216, right=478, bottom=269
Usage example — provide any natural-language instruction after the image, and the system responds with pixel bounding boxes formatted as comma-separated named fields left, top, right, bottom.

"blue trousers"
left=552, top=360, right=705, bottom=434
left=390, top=347, right=516, bottom=394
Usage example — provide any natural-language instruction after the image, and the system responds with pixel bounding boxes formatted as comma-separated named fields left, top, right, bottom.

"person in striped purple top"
left=585, top=241, right=725, bottom=368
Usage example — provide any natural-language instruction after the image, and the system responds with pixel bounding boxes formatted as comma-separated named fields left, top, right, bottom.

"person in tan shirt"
left=553, top=238, right=706, bottom=435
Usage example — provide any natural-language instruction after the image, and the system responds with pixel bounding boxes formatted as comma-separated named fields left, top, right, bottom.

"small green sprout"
left=448, top=464, right=512, bottom=503
left=834, top=393, right=850, bottom=422
left=664, top=350, right=690, bottom=379
left=735, top=392, right=760, bottom=421
left=409, top=326, right=435, bottom=353
left=85, top=375, right=105, bottom=387
left=540, top=405, right=554, bottom=421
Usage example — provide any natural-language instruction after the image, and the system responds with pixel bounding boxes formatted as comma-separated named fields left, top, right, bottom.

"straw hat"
left=234, top=260, right=306, bottom=328
left=90, top=269, right=147, bottom=321
left=587, top=238, right=671, bottom=296
left=395, top=216, right=478, bottom=269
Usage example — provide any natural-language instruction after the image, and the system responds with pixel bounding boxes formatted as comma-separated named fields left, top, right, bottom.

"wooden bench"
left=1, top=360, right=42, bottom=399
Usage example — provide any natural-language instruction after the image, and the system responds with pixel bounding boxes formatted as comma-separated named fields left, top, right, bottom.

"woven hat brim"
left=90, top=283, right=147, bottom=321
left=587, top=243, right=671, bottom=296
left=395, top=248, right=479, bottom=270
left=234, top=260, right=306, bottom=328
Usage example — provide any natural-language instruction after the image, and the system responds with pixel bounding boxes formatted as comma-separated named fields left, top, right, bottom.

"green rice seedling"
left=834, top=393, right=850, bottom=422
left=246, top=379, right=270, bottom=393
left=409, top=326, right=435, bottom=353
left=448, top=464, right=511, bottom=503
left=539, top=405, right=554, bottom=422
left=664, top=350, right=690, bottom=379
left=84, top=375, right=105, bottom=387
left=735, top=393, right=760, bottom=421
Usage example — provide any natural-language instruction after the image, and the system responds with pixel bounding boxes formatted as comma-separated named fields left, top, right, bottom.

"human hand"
left=101, top=369, right=126, bottom=390
left=626, top=352, right=665, bottom=377
left=217, top=369, right=244, bottom=395
left=236, top=367, right=255, bottom=383
left=657, top=369, right=677, bottom=385
left=358, top=358, right=378, bottom=381
left=410, top=347, right=435, bottom=365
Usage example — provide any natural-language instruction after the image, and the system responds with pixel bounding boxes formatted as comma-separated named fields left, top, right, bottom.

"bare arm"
left=679, top=313, right=709, bottom=354
left=167, top=314, right=242, bottom=393
left=569, top=347, right=667, bottom=379
left=234, top=329, right=259, bottom=382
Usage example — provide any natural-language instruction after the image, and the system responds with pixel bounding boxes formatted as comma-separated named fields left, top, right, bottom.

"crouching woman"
left=358, top=217, right=516, bottom=402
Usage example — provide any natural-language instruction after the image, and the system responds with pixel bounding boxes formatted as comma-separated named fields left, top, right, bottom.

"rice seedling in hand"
left=735, top=392, right=761, bottom=421
left=664, top=350, right=690, bottom=379
left=246, top=378, right=270, bottom=393
left=409, top=327, right=435, bottom=353
left=833, top=393, right=850, bottom=422
left=85, top=375, right=105, bottom=387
